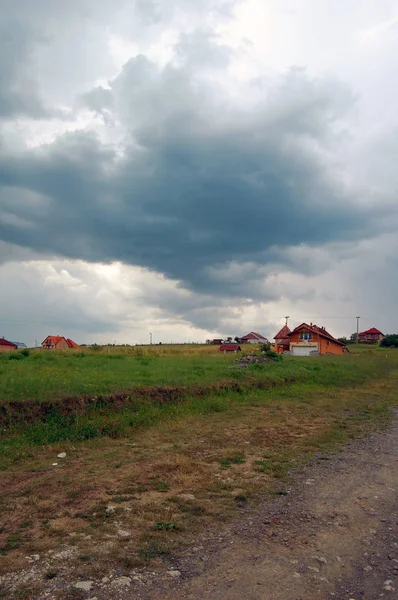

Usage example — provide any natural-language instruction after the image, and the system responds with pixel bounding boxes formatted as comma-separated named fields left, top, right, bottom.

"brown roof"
left=0, top=337, right=17, bottom=348
left=274, top=325, right=291, bottom=339
left=288, top=323, right=345, bottom=346
left=241, top=332, right=267, bottom=341
left=219, top=344, right=241, bottom=351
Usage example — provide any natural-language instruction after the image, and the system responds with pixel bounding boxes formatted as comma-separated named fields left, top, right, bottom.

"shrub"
left=8, top=353, right=24, bottom=361
left=381, top=334, right=398, bottom=348
left=259, top=341, right=271, bottom=352
left=264, top=349, right=282, bottom=361
left=20, top=348, right=30, bottom=357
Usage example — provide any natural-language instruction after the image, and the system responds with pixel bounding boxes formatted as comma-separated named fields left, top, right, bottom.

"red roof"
left=219, top=344, right=241, bottom=351
left=0, top=337, right=17, bottom=348
left=288, top=323, right=345, bottom=346
left=43, top=335, right=65, bottom=345
left=241, top=332, right=266, bottom=341
left=274, top=325, right=291, bottom=340
left=42, top=336, right=79, bottom=348
left=359, top=328, right=384, bottom=336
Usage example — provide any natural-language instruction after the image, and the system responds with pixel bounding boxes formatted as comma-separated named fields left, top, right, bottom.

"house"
left=0, top=337, right=18, bottom=352
left=287, top=323, right=347, bottom=356
left=66, top=338, right=80, bottom=349
left=42, top=336, right=79, bottom=350
left=273, top=324, right=291, bottom=355
left=10, top=341, right=27, bottom=349
left=211, top=338, right=224, bottom=345
left=240, top=332, right=268, bottom=345
left=359, top=327, right=384, bottom=343
left=219, top=343, right=241, bottom=353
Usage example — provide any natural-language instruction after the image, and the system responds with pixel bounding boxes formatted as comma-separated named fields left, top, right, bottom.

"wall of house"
left=274, top=340, right=288, bottom=354
left=289, top=331, right=320, bottom=348
left=318, top=337, right=344, bottom=355
left=42, top=337, right=54, bottom=349
left=289, top=330, right=344, bottom=355
left=360, top=334, right=382, bottom=343
left=0, top=344, right=17, bottom=352
left=55, top=339, right=69, bottom=350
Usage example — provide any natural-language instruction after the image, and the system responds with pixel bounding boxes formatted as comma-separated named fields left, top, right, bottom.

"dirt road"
left=127, top=410, right=398, bottom=600
left=2, top=410, right=398, bottom=599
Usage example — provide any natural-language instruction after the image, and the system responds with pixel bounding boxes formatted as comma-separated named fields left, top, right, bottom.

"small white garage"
left=291, top=345, right=318, bottom=356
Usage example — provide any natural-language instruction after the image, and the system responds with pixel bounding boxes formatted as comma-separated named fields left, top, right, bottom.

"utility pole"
left=356, top=316, right=360, bottom=343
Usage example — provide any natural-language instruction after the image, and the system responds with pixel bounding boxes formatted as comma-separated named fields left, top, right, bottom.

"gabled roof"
left=219, top=344, right=241, bottom=351
left=43, top=335, right=65, bottom=345
left=66, top=338, right=79, bottom=348
left=288, top=323, right=345, bottom=346
left=0, top=337, right=17, bottom=347
left=359, top=327, right=384, bottom=335
left=241, top=331, right=267, bottom=340
left=274, top=325, right=291, bottom=340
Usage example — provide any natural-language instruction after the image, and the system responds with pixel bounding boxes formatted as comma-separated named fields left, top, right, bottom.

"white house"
left=240, top=331, right=269, bottom=345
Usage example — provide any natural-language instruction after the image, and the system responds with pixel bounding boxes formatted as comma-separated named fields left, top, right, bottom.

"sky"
left=1, top=0, right=397, bottom=346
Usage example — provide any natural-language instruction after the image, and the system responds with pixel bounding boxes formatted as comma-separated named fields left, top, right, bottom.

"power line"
left=299, top=316, right=368, bottom=320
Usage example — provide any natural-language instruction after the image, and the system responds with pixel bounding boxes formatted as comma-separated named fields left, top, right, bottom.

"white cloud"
left=359, top=16, right=398, bottom=40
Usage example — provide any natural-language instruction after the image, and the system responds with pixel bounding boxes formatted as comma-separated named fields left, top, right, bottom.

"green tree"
left=380, top=334, right=398, bottom=348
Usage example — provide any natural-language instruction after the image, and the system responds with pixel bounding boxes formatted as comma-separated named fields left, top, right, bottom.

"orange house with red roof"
left=42, top=335, right=79, bottom=350
left=273, top=323, right=347, bottom=356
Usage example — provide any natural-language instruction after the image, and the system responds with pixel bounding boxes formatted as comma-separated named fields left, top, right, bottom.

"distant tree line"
left=337, top=333, right=398, bottom=347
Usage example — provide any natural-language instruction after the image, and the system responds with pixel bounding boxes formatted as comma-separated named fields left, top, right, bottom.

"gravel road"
left=125, top=409, right=398, bottom=600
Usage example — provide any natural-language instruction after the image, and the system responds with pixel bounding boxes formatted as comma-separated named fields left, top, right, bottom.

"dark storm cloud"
left=0, top=35, right=393, bottom=297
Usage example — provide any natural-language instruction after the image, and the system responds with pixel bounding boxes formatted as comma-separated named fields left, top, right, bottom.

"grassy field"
left=0, top=344, right=397, bottom=596
left=0, top=344, right=229, bottom=403
left=0, top=342, right=391, bottom=404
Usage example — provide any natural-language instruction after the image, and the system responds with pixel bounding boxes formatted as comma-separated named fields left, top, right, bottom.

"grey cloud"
left=0, top=34, right=396, bottom=301
left=0, top=20, right=48, bottom=118
left=79, top=87, right=114, bottom=117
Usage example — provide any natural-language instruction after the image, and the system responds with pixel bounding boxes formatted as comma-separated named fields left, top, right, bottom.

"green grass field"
left=0, top=344, right=397, bottom=454
left=0, top=343, right=392, bottom=404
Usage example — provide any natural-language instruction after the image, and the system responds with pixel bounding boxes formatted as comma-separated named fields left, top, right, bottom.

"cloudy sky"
left=1, top=0, right=397, bottom=346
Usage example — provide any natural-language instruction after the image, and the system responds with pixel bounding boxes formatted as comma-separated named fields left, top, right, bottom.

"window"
left=299, top=332, right=312, bottom=341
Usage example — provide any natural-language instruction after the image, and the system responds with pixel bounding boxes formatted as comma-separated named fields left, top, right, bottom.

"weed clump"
left=155, top=521, right=179, bottom=531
